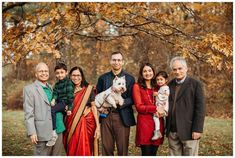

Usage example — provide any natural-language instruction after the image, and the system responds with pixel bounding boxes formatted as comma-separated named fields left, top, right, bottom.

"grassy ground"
left=2, top=109, right=233, bottom=156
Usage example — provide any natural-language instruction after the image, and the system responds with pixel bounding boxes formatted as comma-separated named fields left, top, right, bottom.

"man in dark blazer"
left=96, top=51, right=136, bottom=156
left=166, top=56, right=205, bottom=156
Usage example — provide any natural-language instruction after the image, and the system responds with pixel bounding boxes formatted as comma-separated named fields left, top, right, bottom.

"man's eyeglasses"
left=111, top=59, right=122, bottom=62
left=37, top=70, right=49, bottom=73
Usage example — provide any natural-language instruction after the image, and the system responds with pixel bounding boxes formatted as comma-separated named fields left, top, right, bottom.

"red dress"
left=132, top=83, right=164, bottom=146
left=63, top=87, right=96, bottom=156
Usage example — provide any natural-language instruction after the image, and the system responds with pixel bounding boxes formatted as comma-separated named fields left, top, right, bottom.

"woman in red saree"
left=63, top=66, right=100, bottom=156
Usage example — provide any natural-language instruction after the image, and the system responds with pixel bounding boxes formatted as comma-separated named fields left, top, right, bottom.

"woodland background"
left=2, top=2, right=233, bottom=155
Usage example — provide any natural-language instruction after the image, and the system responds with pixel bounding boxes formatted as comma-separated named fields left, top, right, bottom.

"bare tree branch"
left=74, top=32, right=138, bottom=41
left=179, top=3, right=203, bottom=22
left=2, top=2, right=27, bottom=13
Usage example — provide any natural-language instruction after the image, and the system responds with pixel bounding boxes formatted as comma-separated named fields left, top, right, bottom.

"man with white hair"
left=166, top=57, right=205, bottom=156
left=23, top=62, right=64, bottom=155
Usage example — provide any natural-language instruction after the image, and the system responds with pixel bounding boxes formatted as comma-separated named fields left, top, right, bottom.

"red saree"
left=63, top=87, right=96, bottom=156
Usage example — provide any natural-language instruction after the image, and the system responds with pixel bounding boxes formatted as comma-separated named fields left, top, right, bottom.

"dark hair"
left=54, top=62, right=67, bottom=72
left=156, top=71, right=168, bottom=79
left=110, top=51, right=124, bottom=59
left=137, top=63, right=156, bottom=89
left=69, top=66, right=89, bottom=87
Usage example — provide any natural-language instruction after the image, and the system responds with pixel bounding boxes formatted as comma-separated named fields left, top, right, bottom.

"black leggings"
left=141, top=145, right=159, bottom=156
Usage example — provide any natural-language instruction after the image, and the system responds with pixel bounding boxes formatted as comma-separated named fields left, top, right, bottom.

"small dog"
left=95, top=76, right=126, bottom=109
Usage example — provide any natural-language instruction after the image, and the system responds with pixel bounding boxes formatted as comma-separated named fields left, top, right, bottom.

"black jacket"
left=166, top=76, right=205, bottom=140
left=96, top=70, right=136, bottom=127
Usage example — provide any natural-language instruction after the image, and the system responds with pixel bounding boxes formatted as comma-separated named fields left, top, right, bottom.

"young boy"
left=46, top=63, right=74, bottom=147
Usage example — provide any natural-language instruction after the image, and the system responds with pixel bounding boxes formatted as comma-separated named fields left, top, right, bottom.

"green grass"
left=2, top=109, right=233, bottom=156
left=2, top=110, right=33, bottom=156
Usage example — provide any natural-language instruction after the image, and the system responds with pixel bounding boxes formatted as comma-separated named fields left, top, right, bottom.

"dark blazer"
left=96, top=70, right=136, bottom=127
left=166, top=76, right=205, bottom=140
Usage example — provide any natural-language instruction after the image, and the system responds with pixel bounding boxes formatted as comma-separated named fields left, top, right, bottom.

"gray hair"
left=170, top=56, right=187, bottom=70
left=35, top=62, right=48, bottom=72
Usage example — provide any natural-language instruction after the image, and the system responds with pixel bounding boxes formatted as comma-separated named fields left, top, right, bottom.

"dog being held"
left=95, top=76, right=126, bottom=109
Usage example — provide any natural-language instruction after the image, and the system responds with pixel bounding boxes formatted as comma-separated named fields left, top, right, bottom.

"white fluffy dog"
left=95, top=76, right=126, bottom=109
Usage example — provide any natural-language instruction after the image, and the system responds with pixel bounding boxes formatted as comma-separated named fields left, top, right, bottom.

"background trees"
left=2, top=2, right=232, bottom=117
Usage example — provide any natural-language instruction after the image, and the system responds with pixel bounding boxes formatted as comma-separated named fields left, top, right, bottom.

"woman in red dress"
left=133, top=63, right=165, bottom=156
left=63, top=66, right=100, bottom=156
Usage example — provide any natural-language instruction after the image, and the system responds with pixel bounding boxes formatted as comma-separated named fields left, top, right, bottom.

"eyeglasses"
left=37, top=70, right=49, bottom=73
left=111, top=59, right=122, bottom=62
left=71, top=74, right=81, bottom=78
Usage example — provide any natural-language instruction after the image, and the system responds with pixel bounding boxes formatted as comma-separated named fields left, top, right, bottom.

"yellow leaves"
left=225, top=61, right=233, bottom=72
left=2, top=2, right=233, bottom=76
left=53, top=50, right=61, bottom=59
left=40, top=13, right=50, bottom=22
left=50, top=8, right=60, bottom=20
left=206, top=55, right=223, bottom=70
left=181, top=47, right=190, bottom=58
left=200, top=33, right=232, bottom=73
left=25, top=24, right=37, bottom=33
left=203, top=33, right=232, bottom=57
left=161, top=27, right=173, bottom=36
left=3, top=12, right=12, bottom=20
left=63, top=12, right=77, bottom=29
left=64, top=37, right=70, bottom=45
left=22, top=38, right=27, bottom=44
left=191, top=3, right=203, bottom=11
left=35, top=32, right=44, bottom=42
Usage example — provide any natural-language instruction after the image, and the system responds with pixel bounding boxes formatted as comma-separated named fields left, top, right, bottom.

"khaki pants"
left=34, top=133, right=64, bottom=156
left=168, top=132, right=199, bottom=156
left=101, top=112, right=130, bottom=156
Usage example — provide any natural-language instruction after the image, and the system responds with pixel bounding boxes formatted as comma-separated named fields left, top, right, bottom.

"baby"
left=152, top=71, right=169, bottom=140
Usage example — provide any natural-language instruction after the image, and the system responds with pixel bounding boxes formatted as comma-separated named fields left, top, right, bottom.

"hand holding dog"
left=117, top=97, right=124, bottom=106
left=98, top=106, right=109, bottom=114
